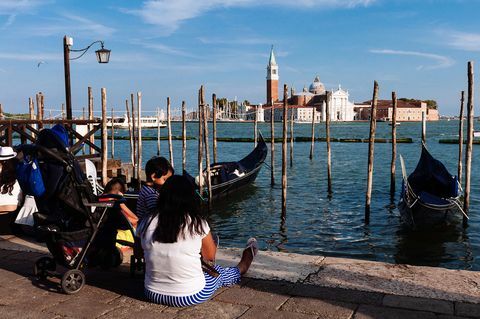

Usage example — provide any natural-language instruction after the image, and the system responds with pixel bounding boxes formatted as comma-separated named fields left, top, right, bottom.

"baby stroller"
left=19, top=125, right=135, bottom=294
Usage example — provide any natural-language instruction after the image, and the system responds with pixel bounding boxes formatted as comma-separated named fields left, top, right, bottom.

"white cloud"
left=369, top=49, right=454, bottom=70
left=197, top=36, right=275, bottom=45
left=134, top=41, right=194, bottom=57
left=0, top=0, right=50, bottom=14
left=30, top=13, right=116, bottom=37
left=0, top=0, right=51, bottom=29
left=441, top=30, right=480, bottom=52
left=125, top=0, right=376, bottom=34
left=0, top=52, right=61, bottom=61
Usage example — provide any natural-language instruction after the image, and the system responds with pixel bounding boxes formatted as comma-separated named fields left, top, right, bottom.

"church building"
left=263, top=47, right=355, bottom=122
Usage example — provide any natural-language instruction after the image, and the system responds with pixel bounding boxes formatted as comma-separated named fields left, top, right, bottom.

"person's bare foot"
left=238, top=238, right=258, bottom=274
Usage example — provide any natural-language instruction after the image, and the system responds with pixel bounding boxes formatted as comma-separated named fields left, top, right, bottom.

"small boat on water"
left=106, top=114, right=166, bottom=129
left=398, top=144, right=465, bottom=227
left=186, top=133, right=268, bottom=200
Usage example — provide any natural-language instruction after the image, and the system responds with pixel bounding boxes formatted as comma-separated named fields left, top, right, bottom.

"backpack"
left=16, top=156, right=46, bottom=197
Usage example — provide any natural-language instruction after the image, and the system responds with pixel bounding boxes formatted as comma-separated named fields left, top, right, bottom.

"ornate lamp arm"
left=70, top=41, right=105, bottom=60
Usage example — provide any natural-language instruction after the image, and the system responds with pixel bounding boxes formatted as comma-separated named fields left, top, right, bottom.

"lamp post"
left=63, top=35, right=111, bottom=120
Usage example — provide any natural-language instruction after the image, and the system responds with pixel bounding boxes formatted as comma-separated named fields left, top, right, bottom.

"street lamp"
left=63, top=35, right=111, bottom=120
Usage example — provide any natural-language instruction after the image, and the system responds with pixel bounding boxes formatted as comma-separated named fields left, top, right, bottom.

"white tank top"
left=0, top=180, right=22, bottom=206
left=141, top=216, right=210, bottom=296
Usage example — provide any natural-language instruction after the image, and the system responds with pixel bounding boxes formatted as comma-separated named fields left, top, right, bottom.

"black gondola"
left=186, top=133, right=268, bottom=200
left=398, top=144, right=465, bottom=227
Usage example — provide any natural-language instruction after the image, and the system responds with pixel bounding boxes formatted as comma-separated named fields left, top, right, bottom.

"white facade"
left=328, top=86, right=355, bottom=121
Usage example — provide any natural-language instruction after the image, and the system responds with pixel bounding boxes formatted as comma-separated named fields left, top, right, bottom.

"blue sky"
left=0, top=0, right=479, bottom=116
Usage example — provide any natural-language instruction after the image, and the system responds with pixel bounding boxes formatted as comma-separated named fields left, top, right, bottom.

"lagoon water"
left=112, top=120, right=479, bottom=270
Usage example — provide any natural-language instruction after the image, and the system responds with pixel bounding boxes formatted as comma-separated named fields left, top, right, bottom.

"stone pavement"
left=0, top=235, right=479, bottom=319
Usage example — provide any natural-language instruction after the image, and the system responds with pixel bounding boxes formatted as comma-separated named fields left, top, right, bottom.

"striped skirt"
left=145, top=265, right=241, bottom=307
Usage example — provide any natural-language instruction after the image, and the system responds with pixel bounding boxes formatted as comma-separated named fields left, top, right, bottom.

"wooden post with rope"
left=198, top=87, right=204, bottom=197
left=282, top=84, right=288, bottom=221
left=101, top=88, right=108, bottom=186
left=326, top=92, right=332, bottom=196
left=309, top=106, right=315, bottom=160
left=202, top=95, right=212, bottom=207
left=131, top=93, right=137, bottom=181
left=421, top=111, right=426, bottom=144
left=167, top=97, right=174, bottom=167
left=182, top=101, right=187, bottom=172
left=137, top=92, right=142, bottom=189
left=289, top=103, right=294, bottom=167
left=270, top=99, right=275, bottom=186
left=365, top=81, right=379, bottom=224
left=463, top=62, right=474, bottom=224
left=157, top=107, right=161, bottom=156
left=390, top=92, right=397, bottom=198
left=125, top=99, right=134, bottom=167
left=88, top=87, right=94, bottom=154
left=458, top=91, right=465, bottom=186
left=212, top=94, right=218, bottom=163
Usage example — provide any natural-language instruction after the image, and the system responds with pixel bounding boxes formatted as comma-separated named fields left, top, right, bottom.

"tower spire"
left=266, top=45, right=279, bottom=104
left=268, top=45, right=277, bottom=66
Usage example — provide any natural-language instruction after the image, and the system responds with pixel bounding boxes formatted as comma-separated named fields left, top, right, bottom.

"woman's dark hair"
left=104, top=177, right=126, bottom=194
left=145, top=157, right=174, bottom=182
left=152, top=175, right=206, bottom=243
left=0, top=158, right=17, bottom=195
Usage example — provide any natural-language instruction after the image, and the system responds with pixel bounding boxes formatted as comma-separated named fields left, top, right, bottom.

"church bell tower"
left=266, top=46, right=279, bottom=104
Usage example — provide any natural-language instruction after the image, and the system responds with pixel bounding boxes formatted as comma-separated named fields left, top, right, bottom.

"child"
left=136, top=157, right=173, bottom=220
left=140, top=175, right=257, bottom=307
left=101, top=178, right=138, bottom=254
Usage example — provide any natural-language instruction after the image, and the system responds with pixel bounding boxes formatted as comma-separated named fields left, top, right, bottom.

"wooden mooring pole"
left=29, top=98, right=35, bottom=120
left=390, top=92, right=397, bottom=198
left=137, top=92, right=143, bottom=188
left=326, top=92, right=332, bottom=196
left=254, top=105, right=258, bottom=146
left=126, top=99, right=134, bottom=166
left=270, top=99, right=275, bottom=186
left=212, top=94, right=217, bottom=163
left=309, top=106, right=315, bottom=160
left=289, top=103, right=294, bottom=167
left=156, top=107, right=161, bottom=156
left=88, top=87, right=94, bottom=154
left=282, top=85, right=288, bottom=221
left=198, top=87, right=204, bottom=197
left=131, top=94, right=137, bottom=180
left=101, top=88, right=108, bottom=186
left=421, top=111, right=426, bottom=144
left=167, top=97, right=174, bottom=167
left=463, top=62, right=474, bottom=224
left=458, top=91, right=465, bottom=186
left=111, top=108, right=115, bottom=158
left=365, top=81, right=379, bottom=224
left=202, top=96, right=212, bottom=206
left=182, top=101, right=187, bottom=172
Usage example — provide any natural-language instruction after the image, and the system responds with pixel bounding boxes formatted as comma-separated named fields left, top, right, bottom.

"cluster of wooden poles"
left=275, top=63, right=474, bottom=225
left=362, top=61, right=474, bottom=226
left=11, top=64, right=474, bottom=223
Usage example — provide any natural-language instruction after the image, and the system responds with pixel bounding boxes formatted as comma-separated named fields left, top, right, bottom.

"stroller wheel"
left=34, top=257, right=56, bottom=279
left=61, top=269, right=85, bottom=294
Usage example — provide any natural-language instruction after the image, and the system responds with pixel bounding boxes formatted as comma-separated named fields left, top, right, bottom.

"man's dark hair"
left=145, top=157, right=174, bottom=182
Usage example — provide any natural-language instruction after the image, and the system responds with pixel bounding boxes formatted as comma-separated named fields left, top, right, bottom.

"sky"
left=0, top=0, right=480, bottom=116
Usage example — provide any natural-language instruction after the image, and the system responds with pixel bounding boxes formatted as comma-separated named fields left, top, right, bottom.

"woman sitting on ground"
left=0, top=147, right=23, bottom=234
left=139, top=175, right=258, bottom=307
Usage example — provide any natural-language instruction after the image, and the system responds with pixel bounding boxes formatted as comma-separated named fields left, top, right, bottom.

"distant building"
left=354, top=100, right=439, bottom=121
left=265, top=47, right=355, bottom=122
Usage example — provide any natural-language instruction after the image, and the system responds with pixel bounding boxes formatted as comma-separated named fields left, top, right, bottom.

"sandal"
left=246, top=237, right=258, bottom=257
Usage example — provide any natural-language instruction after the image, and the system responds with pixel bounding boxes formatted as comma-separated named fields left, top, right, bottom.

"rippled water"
left=111, top=120, right=479, bottom=270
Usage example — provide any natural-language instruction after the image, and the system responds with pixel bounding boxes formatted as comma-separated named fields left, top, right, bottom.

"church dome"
left=309, top=76, right=325, bottom=95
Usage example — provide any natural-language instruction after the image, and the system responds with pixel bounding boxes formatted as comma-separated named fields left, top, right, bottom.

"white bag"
left=14, top=195, right=37, bottom=226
